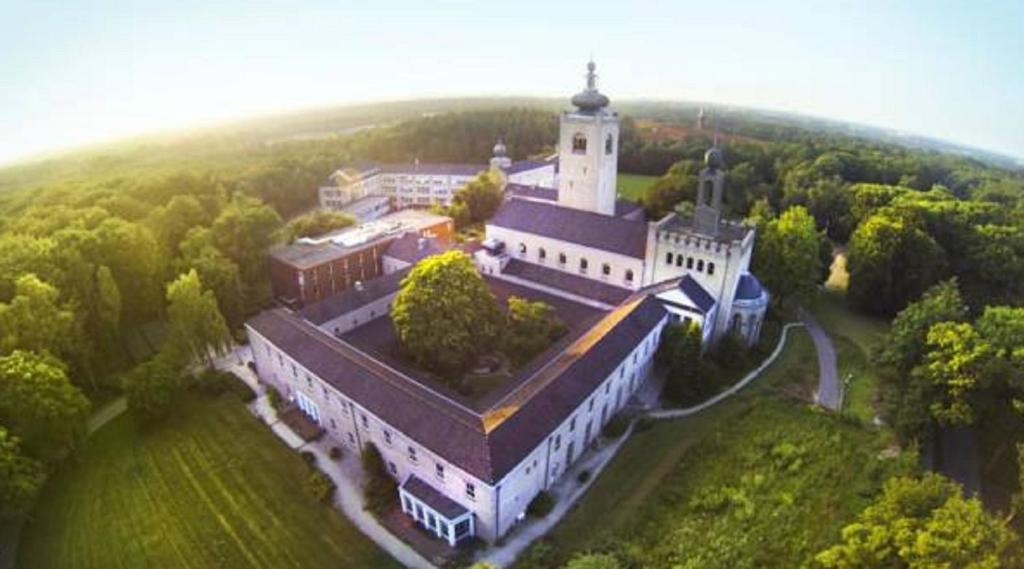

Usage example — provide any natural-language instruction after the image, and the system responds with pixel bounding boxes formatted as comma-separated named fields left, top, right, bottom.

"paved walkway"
left=85, top=397, right=127, bottom=436
left=213, top=346, right=435, bottom=569
left=800, top=309, right=842, bottom=411
left=648, top=323, right=805, bottom=420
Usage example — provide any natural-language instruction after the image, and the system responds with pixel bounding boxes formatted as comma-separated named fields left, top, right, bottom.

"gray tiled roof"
left=402, top=475, right=469, bottom=519
left=378, top=163, right=485, bottom=177
left=502, top=259, right=632, bottom=306
left=247, top=292, right=666, bottom=484
left=505, top=160, right=551, bottom=175
left=297, top=268, right=410, bottom=325
left=506, top=183, right=557, bottom=201
left=679, top=275, right=716, bottom=313
left=383, top=233, right=446, bottom=265
left=489, top=198, right=649, bottom=258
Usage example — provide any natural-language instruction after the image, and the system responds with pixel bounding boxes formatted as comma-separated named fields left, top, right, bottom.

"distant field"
left=617, top=173, right=658, bottom=200
left=523, top=329, right=912, bottom=567
left=18, top=393, right=397, bottom=569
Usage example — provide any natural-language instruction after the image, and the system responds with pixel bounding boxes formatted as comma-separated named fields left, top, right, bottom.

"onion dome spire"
left=571, top=60, right=610, bottom=112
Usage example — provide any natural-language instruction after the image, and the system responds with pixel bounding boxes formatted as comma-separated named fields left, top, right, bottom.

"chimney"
left=417, top=237, right=427, bottom=251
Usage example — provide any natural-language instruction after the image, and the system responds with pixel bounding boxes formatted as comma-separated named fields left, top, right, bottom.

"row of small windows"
left=267, top=342, right=479, bottom=502
left=519, top=243, right=634, bottom=283
left=664, top=252, right=715, bottom=275
left=571, top=132, right=615, bottom=155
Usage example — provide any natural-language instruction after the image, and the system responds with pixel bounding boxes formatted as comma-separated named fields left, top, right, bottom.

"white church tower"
left=557, top=61, right=619, bottom=217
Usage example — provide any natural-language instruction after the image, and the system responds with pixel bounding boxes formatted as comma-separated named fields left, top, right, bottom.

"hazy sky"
left=2, top=0, right=1022, bottom=164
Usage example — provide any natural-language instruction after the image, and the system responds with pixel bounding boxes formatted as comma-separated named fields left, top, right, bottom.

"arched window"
left=707, top=262, right=715, bottom=275
left=625, top=269, right=634, bottom=283
left=676, top=255, right=683, bottom=267
left=558, top=252, right=567, bottom=265
left=697, top=260, right=705, bottom=272
left=686, top=257, right=694, bottom=269
left=602, top=263, right=611, bottom=276
left=572, top=132, right=587, bottom=154
left=580, top=258, right=589, bottom=273
left=539, top=248, right=547, bottom=261
left=665, top=252, right=674, bottom=265
left=518, top=242, right=527, bottom=255
left=605, top=133, right=614, bottom=154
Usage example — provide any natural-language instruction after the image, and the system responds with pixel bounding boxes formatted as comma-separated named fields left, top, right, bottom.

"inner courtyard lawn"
left=519, top=329, right=913, bottom=568
left=18, top=392, right=398, bottom=569
left=616, top=173, right=658, bottom=201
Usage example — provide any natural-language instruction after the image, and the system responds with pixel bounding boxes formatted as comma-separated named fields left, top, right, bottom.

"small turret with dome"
left=570, top=60, right=611, bottom=113
left=489, top=137, right=512, bottom=170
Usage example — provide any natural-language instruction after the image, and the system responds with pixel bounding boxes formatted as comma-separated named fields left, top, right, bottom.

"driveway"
left=800, top=309, right=842, bottom=411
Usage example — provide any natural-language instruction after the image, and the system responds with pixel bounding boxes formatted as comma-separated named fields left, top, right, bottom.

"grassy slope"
left=616, top=173, right=658, bottom=201
left=524, top=330, right=911, bottom=568
left=18, top=393, right=397, bottom=569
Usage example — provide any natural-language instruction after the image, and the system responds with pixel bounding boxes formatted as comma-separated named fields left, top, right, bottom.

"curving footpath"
left=799, top=308, right=842, bottom=411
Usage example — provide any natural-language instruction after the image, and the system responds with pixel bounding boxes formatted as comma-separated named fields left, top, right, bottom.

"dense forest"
left=2, top=98, right=1024, bottom=565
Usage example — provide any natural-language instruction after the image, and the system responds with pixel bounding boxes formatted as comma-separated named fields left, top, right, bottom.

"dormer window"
left=605, top=133, right=614, bottom=154
left=572, top=132, right=587, bottom=154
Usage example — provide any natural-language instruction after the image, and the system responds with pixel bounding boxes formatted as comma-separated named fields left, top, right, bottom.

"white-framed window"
left=572, top=132, right=587, bottom=154
left=435, top=463, right=445, bottom=480
left=408, top=446, right=418, bottom=463
left=605, top=133, right=614, bottom=155
left=465, top=482, right=476, bottom=500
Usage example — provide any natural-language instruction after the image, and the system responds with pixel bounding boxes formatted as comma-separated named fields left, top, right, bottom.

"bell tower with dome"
left=556, top=61, right=619, bottom=216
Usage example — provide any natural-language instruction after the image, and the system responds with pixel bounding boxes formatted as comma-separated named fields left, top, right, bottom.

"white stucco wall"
left=486, top=225, right=645, bottom=290
left=508, top=164, right=556, bottom=188
left=557, top=111, right=619, bottom=216
left=245, top=307, right=667, bottom=542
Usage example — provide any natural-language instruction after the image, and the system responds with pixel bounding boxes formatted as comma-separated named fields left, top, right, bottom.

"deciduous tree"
left=391, top=251, right=502, bottom=377
left=164, top=270, right=231, bottom=366
left=752, top=206, right=822, bottom=306
left=0, top=351, right=90, bottom=462
left=0, top=426, right=45, bottom=520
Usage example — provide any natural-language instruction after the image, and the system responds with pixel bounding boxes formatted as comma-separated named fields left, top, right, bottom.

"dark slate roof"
left=297, top=268, right=409, bottom=325
left=402, top=475, right=469, bottom=519
left=679, top=275, right=716, bottom=313
left=489, top=198, right=649, bottom=259
left=735, top=273, right=766, bottom=301
left=506, top=183, right=557, bottom=201
left=505, top=160, right=551, bottom=175
left=378, top=163, right=485, bottom=177
left=248, top=309, right=494, bottom=478
left=384, top=233, right=446, bottom=265
left=614, top=198, right=644, bottom=219
left=502, top=259, right=632, bottom=306
left=482, top=296, right=667, bottom=478
left=248, top=291, right=666, bottom=484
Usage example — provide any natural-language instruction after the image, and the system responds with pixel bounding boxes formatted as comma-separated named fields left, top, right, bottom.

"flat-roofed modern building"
left=268, top=209, right=454, bottom=308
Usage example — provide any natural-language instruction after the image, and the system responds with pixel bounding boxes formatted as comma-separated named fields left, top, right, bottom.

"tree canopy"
left=752, top=206, right=823, bottom=306
left=391, top=251, right=502, bottom=378
left=163, top=270, right=231, bottom=366
left=280, top=209, right=357, bottom=242
left=817, top=473, right=1022, bottom=568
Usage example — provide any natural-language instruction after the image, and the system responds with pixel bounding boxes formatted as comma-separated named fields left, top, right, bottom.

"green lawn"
left=518, top=329, right=912, bottom=568
left=18, top=392, right=398, bottom=569
left=616, top=173, right=658, bottom=201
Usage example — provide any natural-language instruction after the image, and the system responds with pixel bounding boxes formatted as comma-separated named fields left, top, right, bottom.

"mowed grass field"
left=521, top=329, right=911, bottom=567
left=617, top=173, right=658, bottom=200
left=18, top=393, right=398, bottom=569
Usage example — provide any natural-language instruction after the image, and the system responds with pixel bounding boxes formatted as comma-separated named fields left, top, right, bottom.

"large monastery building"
left=246, top=61, right=769, bottom=547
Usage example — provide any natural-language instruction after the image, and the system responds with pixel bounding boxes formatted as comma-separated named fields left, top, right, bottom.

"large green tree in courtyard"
left=391, top=250, right=502, bottom=377
left=752, top=206, right=823, bottom=306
